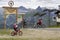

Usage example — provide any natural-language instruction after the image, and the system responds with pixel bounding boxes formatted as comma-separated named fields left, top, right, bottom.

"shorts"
left=37, top=22, right=42, bottom=25
left=14, top=28, right=18, bottom=32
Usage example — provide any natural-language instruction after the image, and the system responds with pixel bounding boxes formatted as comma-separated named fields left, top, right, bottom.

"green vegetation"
left=49, top=25, right=60, bottom=28
left=0, top=29, right=11, bottom=35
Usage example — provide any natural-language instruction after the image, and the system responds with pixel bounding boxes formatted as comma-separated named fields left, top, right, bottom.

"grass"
left=0, top=38, right=29, bottom=40
left=48, top=25, right=60, bottom=28
left=0, top=37, right=57, bottom=40
left=0, top=29, right=12, bottom=35
left=0, top=29, right=60, bottom=40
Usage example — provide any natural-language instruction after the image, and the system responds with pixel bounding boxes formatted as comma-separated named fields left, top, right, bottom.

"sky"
left=0, top=0, right=60, bottom=9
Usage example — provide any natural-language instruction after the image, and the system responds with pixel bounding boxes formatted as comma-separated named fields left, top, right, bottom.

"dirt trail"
left=0, top=28, right=60, bottom=39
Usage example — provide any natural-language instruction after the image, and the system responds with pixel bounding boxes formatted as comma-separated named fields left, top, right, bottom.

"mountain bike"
left=34, top=22, right=46, bottom=28
left=11, top=29, right=23, bottom=36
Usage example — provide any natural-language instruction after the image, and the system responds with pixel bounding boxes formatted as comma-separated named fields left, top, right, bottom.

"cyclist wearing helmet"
left=13, top=23, right=18, bottom=32
left=37, top=19, right=42, bottom=25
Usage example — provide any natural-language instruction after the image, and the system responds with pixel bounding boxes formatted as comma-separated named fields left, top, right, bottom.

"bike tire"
left=11, top=31, right=16, bottom=36
left=18, top=31, right=23, bottom=36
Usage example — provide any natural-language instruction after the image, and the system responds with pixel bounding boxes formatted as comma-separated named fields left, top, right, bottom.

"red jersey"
left=37, top=19, right=42, bottom=25
left=13, top=24, right=18, bottom=28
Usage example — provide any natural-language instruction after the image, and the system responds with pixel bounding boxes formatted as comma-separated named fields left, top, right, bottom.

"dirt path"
left=0, top=28, right=60, bottom=39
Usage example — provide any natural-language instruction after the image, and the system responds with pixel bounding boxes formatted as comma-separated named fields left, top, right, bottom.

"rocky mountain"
left=36, top=6, right=42, bottom=12
left=18, top=6, right=28, bottom=10
left=18, top=6, right=28, bottom=13
left=0, top=6, right=57, bottom=28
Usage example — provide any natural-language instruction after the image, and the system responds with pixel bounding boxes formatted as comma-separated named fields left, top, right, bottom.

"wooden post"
left=16, top=9, right=18, bottom=24
left=4, top=9, right=6, bottom=29
left=22, top=14, right=24, bottom=28
left=3, top=7, right=18, bottom=29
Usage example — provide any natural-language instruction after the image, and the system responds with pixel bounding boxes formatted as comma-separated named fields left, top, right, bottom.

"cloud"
left=0, top=0, right=60, bottom=9
left=38, top=0, right=60, bottom=4
left=16, top=0, right=31, bottom=2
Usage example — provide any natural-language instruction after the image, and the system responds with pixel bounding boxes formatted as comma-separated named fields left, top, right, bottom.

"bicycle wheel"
left=41, top=24, right=46, bottom=28
left=18, top=30, right=23, bottom=36
left=11, top=31, right=16, bottom=36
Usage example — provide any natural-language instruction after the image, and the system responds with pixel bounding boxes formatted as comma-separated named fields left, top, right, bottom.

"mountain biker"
left=37, top=19, right=42, bottom=25
left=34, top=19, right=42, bottom=28
left=11, top=23, right=23, bottom=36
left=23, top=19, right=26, bottom=28
left=13, top=23, right=18, bottom=32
